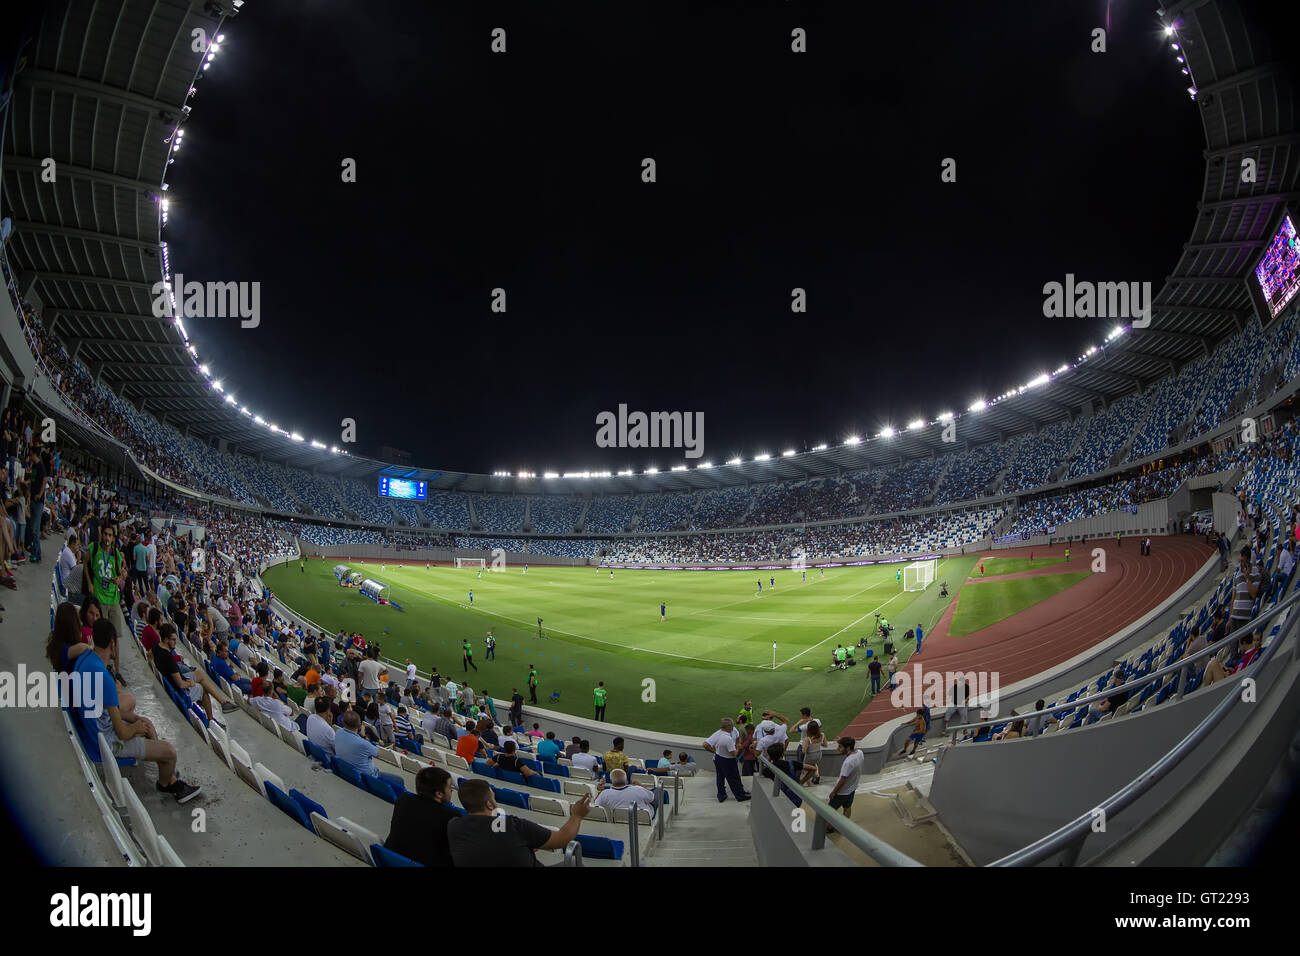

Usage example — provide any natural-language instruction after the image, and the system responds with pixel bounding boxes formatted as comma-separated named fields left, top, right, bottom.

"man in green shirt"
left=84, top=521, right=128, bottom=676
left=594, top=681, right=607, bottom=721
left=527, top=665, right=539, bottom=704
left=737, top=700, right=754, bottom=727
left=461, top=638, right=478, bottom=673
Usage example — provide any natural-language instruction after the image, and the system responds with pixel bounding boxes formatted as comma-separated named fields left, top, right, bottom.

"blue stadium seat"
left=492, top=786, right=530, bottom=810
left=265, top=782, right=315, bottom=832
left=332, top=758, right=363, bottom=788
left=290, top=788, right=327, bottom=821
left=304, top=741, right=331, bottom=765
left=371, top=844, right=424, bottom=867
left=361, top=774, right=399, bottom=803
left=574, top=834, right=623, bottom=860
left=498, top=769, right=526, bottom=786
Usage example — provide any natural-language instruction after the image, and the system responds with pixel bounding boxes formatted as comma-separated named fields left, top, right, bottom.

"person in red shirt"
left=979, top=562, right=985, bottom=576
left=250, top=660, right=270, bottom=699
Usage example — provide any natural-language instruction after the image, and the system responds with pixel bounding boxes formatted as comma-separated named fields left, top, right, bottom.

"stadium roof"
left=2, top=0, right=1297, bottom=493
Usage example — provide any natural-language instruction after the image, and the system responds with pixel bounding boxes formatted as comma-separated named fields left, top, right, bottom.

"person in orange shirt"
left=456, top=725, right=486, bottom=763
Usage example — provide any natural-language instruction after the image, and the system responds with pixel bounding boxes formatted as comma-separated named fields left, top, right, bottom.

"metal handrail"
left=561, top=839, right=584, bottom=867
left=989, top=595, right=1300, bottom=866
left=947, top=584, right=1300, bottom=741
left=756, top=753, right=923, bottom=866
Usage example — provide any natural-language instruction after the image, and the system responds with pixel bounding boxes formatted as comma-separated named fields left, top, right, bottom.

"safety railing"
left=947, top=585, right=1300, bottom=743
left=756, top=753, right=922, bottom=866
left=989, top=587, right=1300, bottom=866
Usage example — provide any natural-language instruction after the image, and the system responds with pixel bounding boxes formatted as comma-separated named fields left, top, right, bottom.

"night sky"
left=166, top=0, right=1211, bottom=474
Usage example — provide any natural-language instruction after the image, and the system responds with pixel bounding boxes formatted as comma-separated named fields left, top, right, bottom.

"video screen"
left=377, top=476, right=427, bottom=500
left=1251, top=211, right=1300, bottom=322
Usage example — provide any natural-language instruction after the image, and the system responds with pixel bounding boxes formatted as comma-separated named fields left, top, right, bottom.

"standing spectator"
left=1229, top=546, right=1260, bottom=632
left=825, top=737, right=863, bottom=831
left=798, top=720, right=825, bottom=786
left=527, top=665, right=539, bottom=704
left=702, top=718, right=749, bottom=803
left=509, top=687, right=524, bottom=728
left=405, top=658, right=417, bottom=689
left=735, top=717, right=757, bottom=777
left=868, top=654, right=883, bottom=694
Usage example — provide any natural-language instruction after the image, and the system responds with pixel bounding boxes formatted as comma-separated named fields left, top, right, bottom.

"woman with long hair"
left=798, top=720, right=825, bottom=786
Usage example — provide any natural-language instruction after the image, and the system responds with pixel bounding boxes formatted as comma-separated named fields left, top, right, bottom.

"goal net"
left=455, top=558, right=486, bottom=569
left=903, top=559, right=937, bottom=592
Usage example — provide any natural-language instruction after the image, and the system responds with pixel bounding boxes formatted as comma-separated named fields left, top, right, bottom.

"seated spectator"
left=603, top=736, right=631, bottom=775
left=571, top=740, right=599, bottom=773
left=537, top=731, right=563, bottom=761
left=487, top=739, right=538, bottom=780
left=455, top=721, right=487, bottom=763
left=1024, top=700, right=1058, bottom=737
left=249, top=661, right=270, bottom=699
left=393, top=705, right=414, bottom=740
left=366, top=700, right=395, bottom=746
left=305, top=695, right=336, bottom=755
left=1202, top=655, right=1230, bottom=687
left=673, top=752, right=699, bottom=776
left=647, top=749, right=674, bottom=773
left=75, top=619, right=200, bottom=803
left=564, top=735, right=583, bottom=759
left=478, top=718, right=500, bottom=749
left=334, top=710, right=406, bottom=790
left=992, top=718, right=1026, bottom=742
left=447, top=779, right=591, bottom=867
left=153, top=623, right=237, bottom=720
left=1096, top=673, right=1129, bottom=717
left=254, top=681, right=295, bottom=731
left=527, top=722, right=545, bottom=740
left=210, top=640, right=252, bottom=696
left=385, top=767, right=459, bottom=867
left=594, top=769, right=657, bottom=817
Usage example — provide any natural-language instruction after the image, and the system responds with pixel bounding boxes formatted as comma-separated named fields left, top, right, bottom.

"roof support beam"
left=11, top=219, right=159, bottom=253
left=1196, top=191, right=1300, bottom=213
left=1204, top=132, right=1300, bottom=161
left=17, top=69, right=179, bottom=119
left=2, top=155, right=163, bottom=198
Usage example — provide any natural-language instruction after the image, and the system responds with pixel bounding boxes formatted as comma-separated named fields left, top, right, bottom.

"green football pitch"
left=262, top=555, right=980, bottom=736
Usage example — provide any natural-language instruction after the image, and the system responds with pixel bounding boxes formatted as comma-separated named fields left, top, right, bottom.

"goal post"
left=903, top=559, right=937, bottom=592
left=455, top=558, right=486, bottom=569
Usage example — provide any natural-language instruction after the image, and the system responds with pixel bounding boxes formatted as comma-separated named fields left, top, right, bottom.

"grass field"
left=972, top=557, right=1066, bottom=577
left=948, top=571, right=1092, bottom=637
left=263, top=556, right=981, bottom=736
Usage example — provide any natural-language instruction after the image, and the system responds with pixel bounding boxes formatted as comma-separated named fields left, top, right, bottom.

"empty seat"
left=265, top=782, right=316, bottom=832
left=371, top=844, right=424, bottom=867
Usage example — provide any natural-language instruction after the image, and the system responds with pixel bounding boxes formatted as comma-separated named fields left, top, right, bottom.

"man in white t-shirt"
left=753, top=715, right=790, bottom=756
left=826, top=736, right=864, bottom=829
left=594, top=770, right=657, bottom=818
left=253, top=684, right=295, bottom=731
left=405, top=659, right=417, bottom=688
left=305, top=696, right=337, bottom=755
left=703, top=717, right=749, bottom=803
left=570, top=740, right=600, bottom=772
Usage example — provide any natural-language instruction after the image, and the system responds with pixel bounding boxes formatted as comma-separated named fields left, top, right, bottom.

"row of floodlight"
left=153, top=23, right=348, bottom=459
left=487, top=326, right=1129, bottom=478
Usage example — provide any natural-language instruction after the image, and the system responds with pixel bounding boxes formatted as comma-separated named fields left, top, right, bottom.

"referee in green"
left=594, top=681, right=608, bottom=721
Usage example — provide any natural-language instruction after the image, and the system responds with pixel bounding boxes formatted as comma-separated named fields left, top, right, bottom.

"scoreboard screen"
left=1249, top=209, right=1300, bottom=325
left=378, top=476, right=427, bottom=500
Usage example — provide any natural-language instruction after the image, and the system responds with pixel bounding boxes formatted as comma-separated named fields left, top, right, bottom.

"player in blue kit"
left=468, top=589, right=474, bottom=606
left=770, top=576, right=775, bottom=589
left=660, top=602, right=666, bottom=622
left=757, top=580, right=762, bottom=593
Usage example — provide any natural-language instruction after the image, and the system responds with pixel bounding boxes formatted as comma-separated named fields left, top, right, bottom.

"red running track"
left=836, top=538, right=1213, bottom=739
